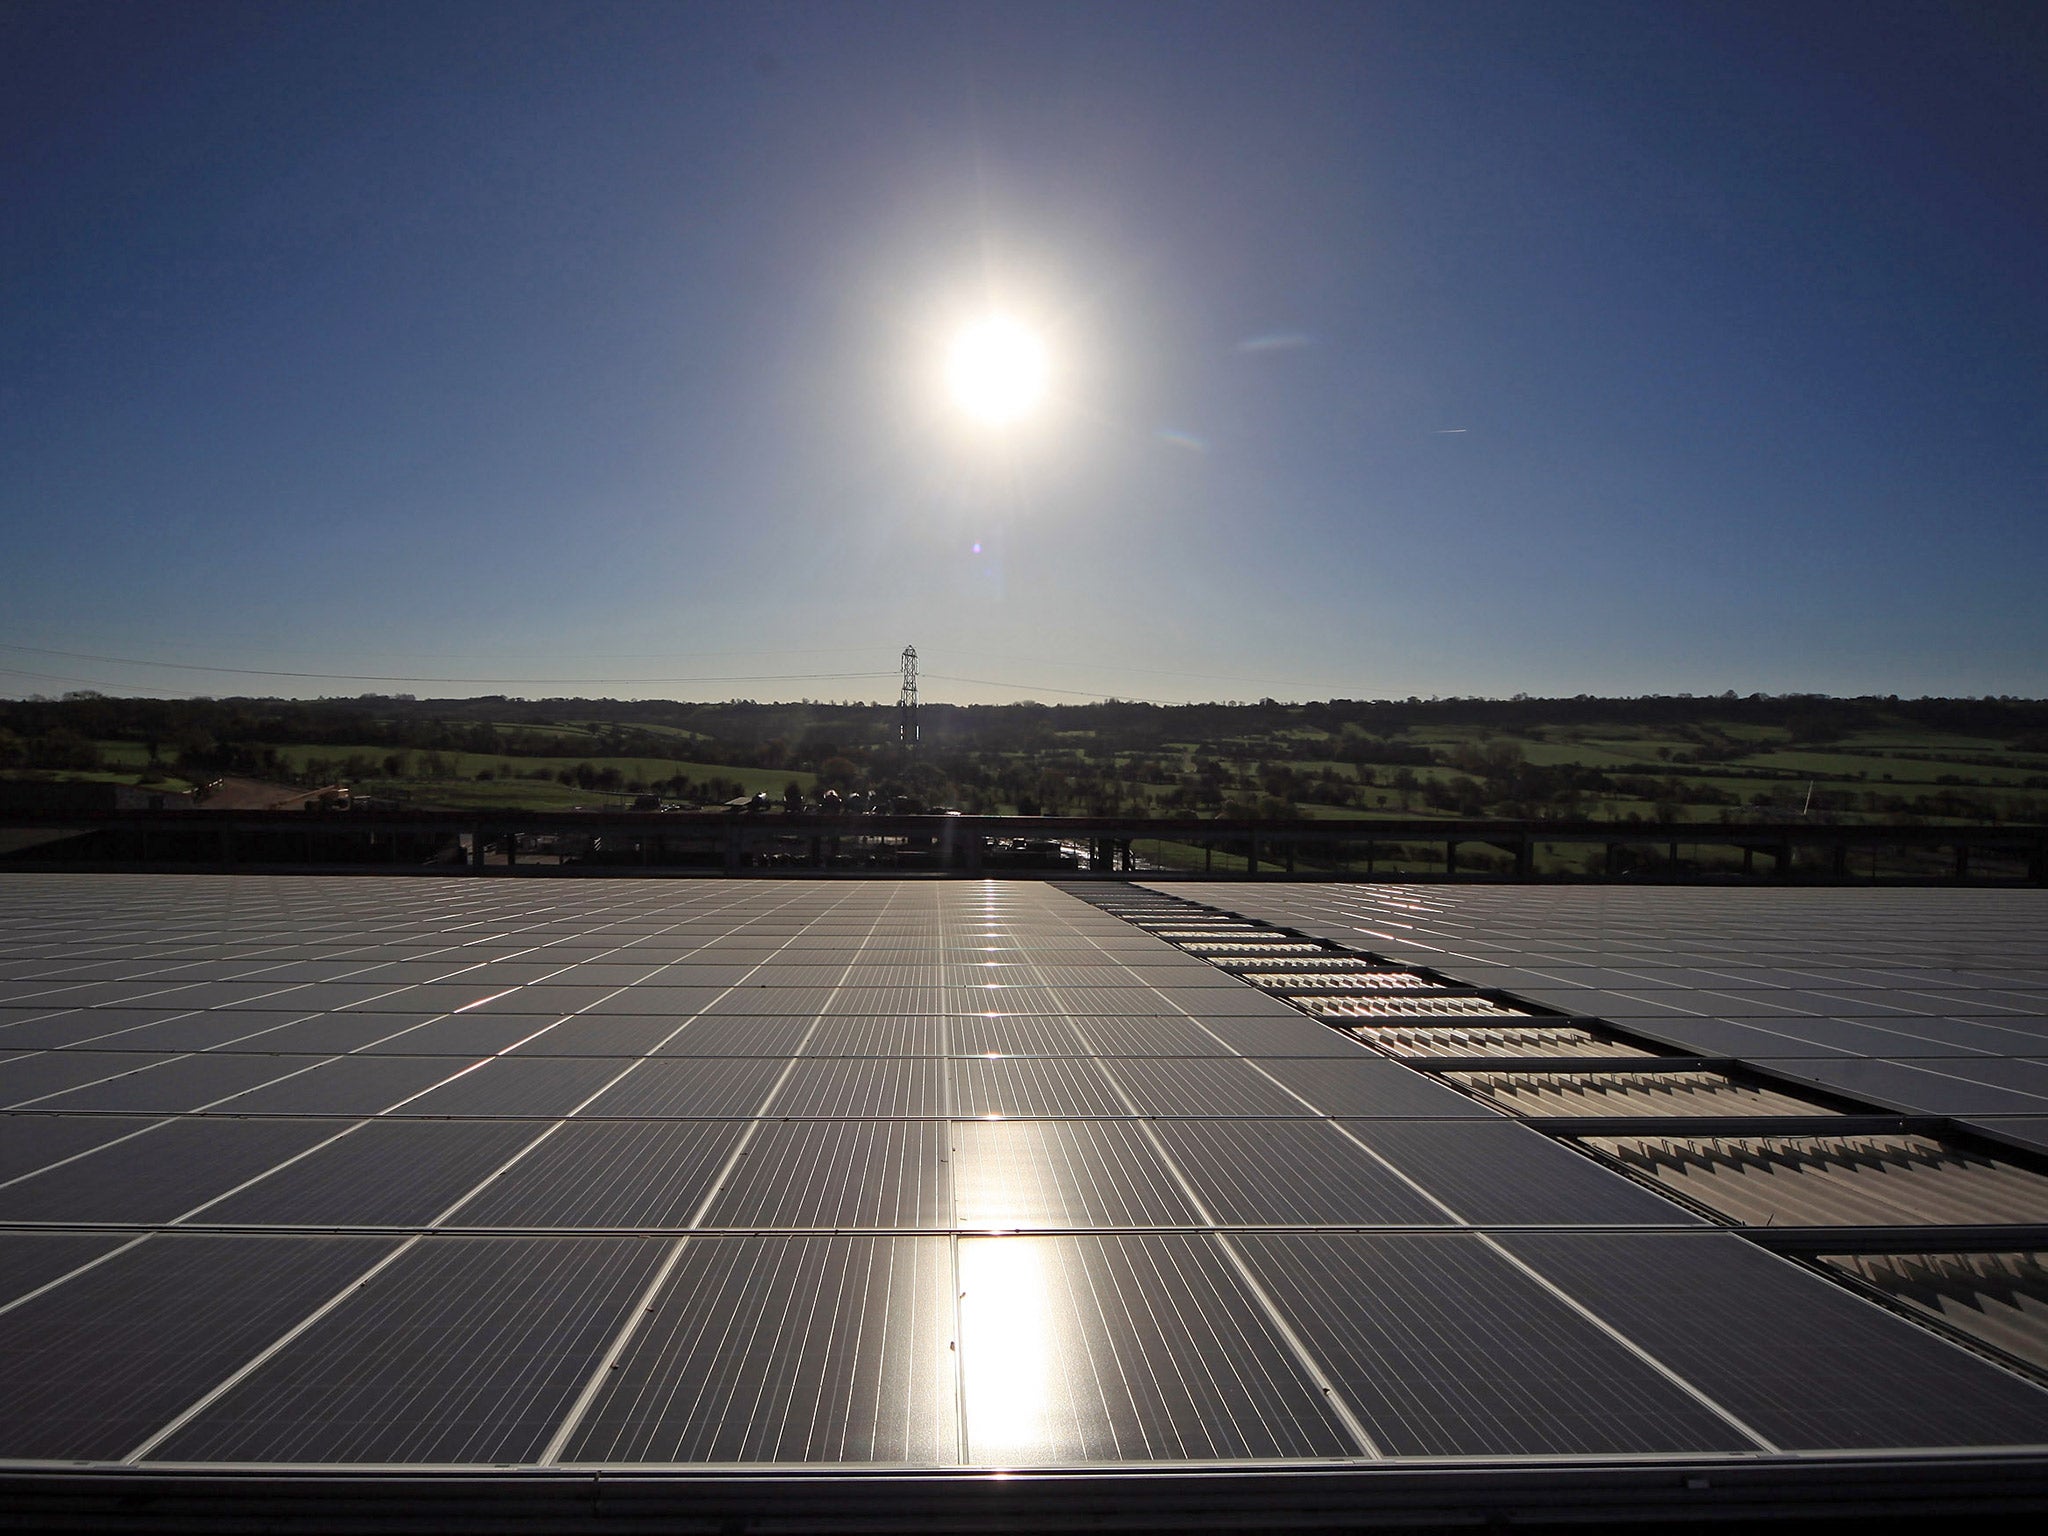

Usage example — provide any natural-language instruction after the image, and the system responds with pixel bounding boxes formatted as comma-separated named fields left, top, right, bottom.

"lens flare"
left=947, top=317, right=1049, bottom=425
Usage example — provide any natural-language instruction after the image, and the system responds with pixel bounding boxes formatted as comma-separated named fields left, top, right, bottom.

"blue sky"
left=3, top=0, right=2043, bottom=705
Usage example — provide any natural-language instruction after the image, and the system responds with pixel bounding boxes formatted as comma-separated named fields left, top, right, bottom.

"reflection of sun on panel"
left=958, top=1237, right=1059, bottom=1463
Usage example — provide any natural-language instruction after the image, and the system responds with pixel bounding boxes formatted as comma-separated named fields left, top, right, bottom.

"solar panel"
left=1232, top=1232, right=1755, bottom=1457
left=1101, top=1057, right=1315, bottom=1117
left=951, top=1055, right=1126, bottom=1117
left=211, top=1054, right=473, bottom=1115
left=1145, top=1119, right=1450, bottom=1226
left=578, top=1057, right=787, bottom=1118
left=445, top=1119, right=743, bottom=1229
left=151, top=1236, right=668, bottom=1464
left=1255, top=1057, right=1502, bottom=1118
left=1818, top=1251, right=2048, bottom=1373
left=0, top=1111, right=155, bottom=1181
left=0, top=1116, right=341, bottom=1224
left=952, top=1120, right=1200, bottom=1229
left=399, top=1055, right=633, bottom=1117
left=1501, top=1232, right=2048, bottom=1449
left=0, top=1049, right=183, bottom=1106
left=200, top=1119, right=545, bottom=1227
left=0, top=1233, right=396, bottom=1460
left=0, top=1230, right=130, bottom=1305
left=563, top=1235, right=957, bottom=1464
left=954, top=1234, right=1354, bottom=1462
left=704, top=1121, right=950, bottom=1228
left=3, top=874, right=2046, bottom=1491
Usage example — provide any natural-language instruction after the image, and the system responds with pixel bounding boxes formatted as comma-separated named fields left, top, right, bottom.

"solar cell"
left=653, top=1013, right=813, bottom=1055
left=1101, top=1057, right=1316, bottom=1117
left=27, top=1050, right=317, bottom=1113
left=948, top=1013, right=1091, bottom=1056
left=508, top=1014, right=685, bottom=1057
left=357, top=1014, right=557, bottom=1055
left=801, top=1015, right=946, bottom=1055
left=0, top=1112, right=158, bottom=1182
left=0, top=1049, right=183, bottom=1106
left=1818, top=1251, right=2048, bottom=1374
left=1059, top=1015, right=1225, bottom=1056
left=1254, top=1056, right=1501, bottom=1118
left=211, top=1054, right=473, bottom=1115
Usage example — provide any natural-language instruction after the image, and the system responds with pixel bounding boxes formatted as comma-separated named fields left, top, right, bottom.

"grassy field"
left=27, top=706, right=2042, bottom=825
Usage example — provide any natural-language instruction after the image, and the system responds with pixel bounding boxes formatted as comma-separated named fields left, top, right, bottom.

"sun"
left=946, top=316, right=1049, bottom=426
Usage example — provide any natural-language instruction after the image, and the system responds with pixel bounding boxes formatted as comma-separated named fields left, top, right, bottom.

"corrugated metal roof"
left=1295, top=995, right=1531, bottom=1020
left=1449, top=1069, right=1830, bottom=1118
left=1585, top=1134, right=2048, bottom=1226
left=1243, top=971, right=1446, bottom=992
left=1349, top=1024, right=1663, bottom=1061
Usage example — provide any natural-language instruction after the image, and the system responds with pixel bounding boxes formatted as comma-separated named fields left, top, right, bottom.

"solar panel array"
left=0, top=873, right=2046, bottom=1470
left=1158, top=880, right=2048, bottom=1384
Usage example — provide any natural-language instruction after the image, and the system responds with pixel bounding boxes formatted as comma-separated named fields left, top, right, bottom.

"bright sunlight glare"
left=946, top=316, right=1050, bottom=426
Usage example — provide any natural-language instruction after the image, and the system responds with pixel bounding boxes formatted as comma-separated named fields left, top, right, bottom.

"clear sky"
left=3, top=0, right=2043, bottom=705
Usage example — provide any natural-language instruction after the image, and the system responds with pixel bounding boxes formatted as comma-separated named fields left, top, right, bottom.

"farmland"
left=2, top=690, right=2044, bottom=829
